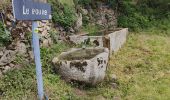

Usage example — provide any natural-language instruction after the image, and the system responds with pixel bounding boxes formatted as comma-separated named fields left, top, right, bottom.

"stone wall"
left=80, top=2, right=117, bottom=30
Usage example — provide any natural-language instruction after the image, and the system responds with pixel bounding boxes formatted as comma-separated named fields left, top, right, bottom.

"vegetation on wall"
left=0, top=21, right=11, bottom=46
left=48, top=0, right=76, bottom=29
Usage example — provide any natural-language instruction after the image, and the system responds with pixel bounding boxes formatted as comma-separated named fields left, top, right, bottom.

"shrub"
left=48, top=0, right=76, bottom=29
left=117, top=0, right=170, bottom=31
left=0, top=21, right=11, bottom=46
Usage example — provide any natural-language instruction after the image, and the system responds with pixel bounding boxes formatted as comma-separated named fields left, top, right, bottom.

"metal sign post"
left=12, top=0, right=51, bottom=99
left=32, top=21, right=44, bottom=100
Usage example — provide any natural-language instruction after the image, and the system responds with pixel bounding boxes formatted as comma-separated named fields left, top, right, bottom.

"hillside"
left=0, top=0, right=170, bottom=100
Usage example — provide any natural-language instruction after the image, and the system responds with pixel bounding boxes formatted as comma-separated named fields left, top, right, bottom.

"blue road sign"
left=12, top=0, right=51, bottom=20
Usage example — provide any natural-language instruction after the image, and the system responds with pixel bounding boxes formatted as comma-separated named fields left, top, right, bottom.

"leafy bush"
left=48, top=0, right=76, bottom=29
left=0, top=21, right=11, bottom=46
left=117, top=0, right=170, bottom=31
left=77, top=0, right=92, bottom=6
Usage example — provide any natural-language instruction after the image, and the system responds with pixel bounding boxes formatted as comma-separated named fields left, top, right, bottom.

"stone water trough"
left=69, top=28, right=128, bottom=55
left=52, top=47, right=109, bottom=85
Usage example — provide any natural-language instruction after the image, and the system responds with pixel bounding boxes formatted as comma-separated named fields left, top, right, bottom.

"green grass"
left=109, top=33, right=170, bottom=99
left=0, top=33, right=170, bottom=99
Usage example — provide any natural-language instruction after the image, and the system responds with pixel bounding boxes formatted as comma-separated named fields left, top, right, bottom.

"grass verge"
left=0, top=32, right=170, bottom=99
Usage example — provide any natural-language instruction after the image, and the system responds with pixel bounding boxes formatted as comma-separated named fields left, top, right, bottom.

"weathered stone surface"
left=3, top=65, right=10, bottom=73
left=108, top=28, right=128, bottom=54
left=74, top=13, right=83, bottom=31
left=69, top=35, right=104, bottom=47
left=52, top=47, right=109, bottom=85
left=68, top=28, right=128, bottom=55
left=16, top=42, right=27, bottom=55
left=0, top=50, right=16, bottom=66
left=81, top=8, right=88, bottom=15
left=42, top=38, right=53, bottom=47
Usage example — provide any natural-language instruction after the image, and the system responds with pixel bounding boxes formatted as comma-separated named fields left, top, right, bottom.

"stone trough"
left=69, top=28, right=128, bottom=55
left=52, top=47, right=109, bottom=85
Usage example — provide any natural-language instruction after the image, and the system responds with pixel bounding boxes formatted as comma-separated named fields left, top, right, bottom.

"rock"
left=42, top=39, right=49, bottom=47
left=38, top=27, right=44, bottom=32
left=42, top=39, right=52, bottom=47
left=29, top=51, right=34, bottom=60
left=41, top=30, right=48, bottom=37
left=113, top=96, right=121, bottom=100
left=0, top=50, right=16, bottom=66
left=48, top=38, right=53, bottom=46
left=58, top=26, right=65, bottom=32
left=111, top=83, right=118, bottom=89
left=6, top=21, right=12, bottom=26
left=68, top=27, right=75, bottom=33
left=111, top=74, right=117, bottom=81
left=16, top=42, right=27, bottom=55
left=81, top=8, right=88, bottom=15
left=3, top=66, right=10, bottom=73
left=74, top=13, right=82, bottom=31
left=9, top=63, right=15, bottom=68
left=95, top=95, right=106, bottom=100
left=0, top=51, right=3, bottom=57
left=45, top=26, right=51, bottom=31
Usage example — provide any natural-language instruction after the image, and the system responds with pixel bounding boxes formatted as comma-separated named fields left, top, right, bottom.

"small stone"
left=29, top=51, right=34, bottom=60
left=6, top=21, right=12, bottom=26
left=111, top=74, right=117, bottom=81
left=69, top=27, right=75, bottom=33
left=52, top=57, right=59, bottom=64
left=111, top=83, right=118, bottom=89
left=22, top=22, right=27, bottom=27
left=38, top=27, right=44, bottom=32
left=42, top=39, right=49, bottom=47
left=95, top=95, right=105, bottom=100
left=3, top=66, right=10, bottom=73
left=9, top=63, right=15, bottom=68
left=0, top=51, right=3, bottom=57
left=16, top=42, right=27, bottom=55
left=81, top=8, right=88, bottom=15
left=47, top=38, right=53, bottom=46
left=58, top=26, right=64, bottom=31
left=113, top=96, right=121, bottom=100
left=45, top=26, right=51, bottom=31
left=41, top=30, right=48, bottom=37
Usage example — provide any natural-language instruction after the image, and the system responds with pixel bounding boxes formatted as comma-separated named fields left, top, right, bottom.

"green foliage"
left=82, top=24, right=101, bottom=36
left=40, top=43, right=70, bottom=73
left=78, top=0, right=92, bottom=6
left=49, top=29, right=59, bottom=43
left=0, top=21, right=11, bottom=46
left=48, top=0, right=76, bottom=29
left=118, top=0, right=170, bottom=31
left=0, top=65, right=37, bottom=99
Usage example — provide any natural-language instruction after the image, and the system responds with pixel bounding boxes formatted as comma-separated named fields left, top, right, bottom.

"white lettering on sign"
left=22, top=5, right=48, bottom=16
left=23, top=6, right=29, bottom=15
